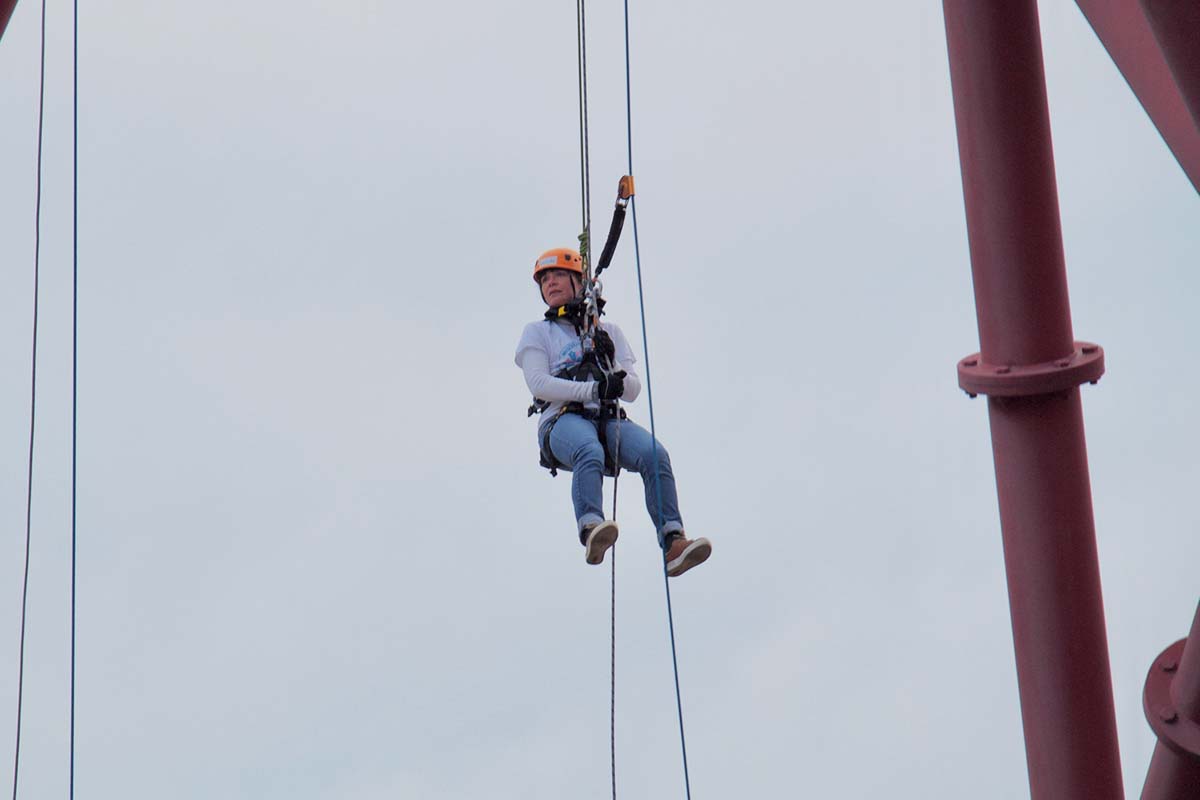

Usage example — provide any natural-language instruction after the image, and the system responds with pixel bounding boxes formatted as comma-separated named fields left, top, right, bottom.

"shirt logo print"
left=554, top=340, right=582, bottom=374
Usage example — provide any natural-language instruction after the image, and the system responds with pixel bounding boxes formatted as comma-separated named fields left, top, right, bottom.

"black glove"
left=596, top=370, right=627, bottom=401
left=592, top=329, right=616, bottom=365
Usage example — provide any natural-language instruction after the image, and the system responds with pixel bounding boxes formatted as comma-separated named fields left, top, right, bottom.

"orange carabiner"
left=617, top=175, right=635, bottom=201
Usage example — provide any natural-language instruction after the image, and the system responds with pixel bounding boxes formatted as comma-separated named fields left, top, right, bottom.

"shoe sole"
left=585, top=522, right=619, bottom=565
left=666, top=538, right=711, bottom=577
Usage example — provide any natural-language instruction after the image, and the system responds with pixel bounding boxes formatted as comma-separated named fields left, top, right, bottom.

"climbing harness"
left=526, top=338, right=624, bottom=477
left=534, top=402, right=628, bottom=478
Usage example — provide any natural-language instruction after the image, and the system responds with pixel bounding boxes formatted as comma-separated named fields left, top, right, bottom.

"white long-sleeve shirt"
left=515, top=319, right=641, bottom=429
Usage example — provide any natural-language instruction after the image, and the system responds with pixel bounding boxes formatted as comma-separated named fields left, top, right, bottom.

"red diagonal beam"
left=0, top=0, right=18, bottom=44
left=1140, top=0, right=1200, bottom=134
left=1075, top=0, right=1200, bottom=195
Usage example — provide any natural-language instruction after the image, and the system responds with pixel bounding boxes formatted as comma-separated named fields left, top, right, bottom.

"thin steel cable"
left=13, top=1, right=49, bottom=797
left=575, top=0, right=592, bottom=255
left=622, top=0, right=692, bottom=795
left=71, top=0, right=80, bottom=793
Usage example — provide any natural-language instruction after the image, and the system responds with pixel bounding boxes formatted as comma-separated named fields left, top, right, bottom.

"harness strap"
left=539, top=404, right=627, bottom=478
left=594, top=205, right=625, bottom=278
left=594, top=176, right=635, bottom=279
left=545, top=296, right=606, bottom=328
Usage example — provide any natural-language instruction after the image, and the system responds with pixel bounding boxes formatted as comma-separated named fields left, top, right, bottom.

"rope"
left=575, top=1, right=692, bottom=795
left=621, top=0, right=693, bottom=795
left=608, top=411, right=624, bottom=800
left=70, top=0, right=80, bottom=792
left=576, top=0, right=624, bottom=795
left=607, top=415, right=620, bottom=800
left=609, top=540, right=617, bottom=800
left=575, top=0, right=592, bottom=259
left=12, top=0, right=49, bottom=796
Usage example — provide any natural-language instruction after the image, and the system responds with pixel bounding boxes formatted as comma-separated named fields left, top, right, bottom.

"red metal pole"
left=0, top=0, right=18, bottom=44
left=1142, top=602, right=1200, bottom=799
left=942, top=3, right=1124, bottom=798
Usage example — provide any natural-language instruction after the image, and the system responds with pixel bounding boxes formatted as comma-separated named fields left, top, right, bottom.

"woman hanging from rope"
left=515, top=247, right=711, bottom=576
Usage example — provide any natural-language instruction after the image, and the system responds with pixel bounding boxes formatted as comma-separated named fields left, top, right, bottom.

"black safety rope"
left=12, top=1, right=48, bottom=797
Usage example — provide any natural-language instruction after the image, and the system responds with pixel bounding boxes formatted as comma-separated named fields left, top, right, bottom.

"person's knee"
left=638, top=443, right=670, bottom=473
left=572, top=439, right=605, bottom=468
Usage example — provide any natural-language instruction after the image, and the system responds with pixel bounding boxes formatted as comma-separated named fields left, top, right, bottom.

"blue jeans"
left=545, top=412, right=684, bottom=544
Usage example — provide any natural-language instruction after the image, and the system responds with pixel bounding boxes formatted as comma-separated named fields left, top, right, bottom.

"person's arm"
left=520, top=348, right=599, bottom=403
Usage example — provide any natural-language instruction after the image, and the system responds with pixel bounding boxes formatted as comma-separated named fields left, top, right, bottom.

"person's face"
left=539, top=269, right=579, bottom=307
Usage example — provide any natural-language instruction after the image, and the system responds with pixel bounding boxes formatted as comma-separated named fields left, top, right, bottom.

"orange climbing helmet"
left=533, top=248, right=584, bottom=284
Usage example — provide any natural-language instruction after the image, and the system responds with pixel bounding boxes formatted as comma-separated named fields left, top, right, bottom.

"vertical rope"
left=609, top=547, right=617, bottom=800
left=575, top=0, right=592, bottom=257
left=12, top=0, right=49, bottom=797
left=622, top=0, right=692, bottom=796
left=576, top=1, right=617, bottom=795
left=609, top=422, right=620, bottom=800
left=70, top=0, right=80, bottom=793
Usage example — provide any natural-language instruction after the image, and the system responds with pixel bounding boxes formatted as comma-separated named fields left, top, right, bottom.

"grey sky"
left=2, top=1, right=1198, bottom=797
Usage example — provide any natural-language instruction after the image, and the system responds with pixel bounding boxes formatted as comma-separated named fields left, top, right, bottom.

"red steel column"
left=942, top=3, right=1124, bottom=799
left=1142, top=602, right=1200, bottom=798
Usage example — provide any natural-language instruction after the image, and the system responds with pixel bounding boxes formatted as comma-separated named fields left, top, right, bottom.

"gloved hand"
left=592, top=329, right=616, bottom=365
left=596, top=370, right=627, bottom=401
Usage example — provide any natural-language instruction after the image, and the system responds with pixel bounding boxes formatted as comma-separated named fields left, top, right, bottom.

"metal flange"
left=1144, top=639, right=1200, bottom=761
left=958, top=341, right=1104, bottom=398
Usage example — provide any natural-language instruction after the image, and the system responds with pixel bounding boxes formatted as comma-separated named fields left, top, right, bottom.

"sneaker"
left=664, top=535, right=711, bottom=577
left=583, top=520, right=619, bottom=565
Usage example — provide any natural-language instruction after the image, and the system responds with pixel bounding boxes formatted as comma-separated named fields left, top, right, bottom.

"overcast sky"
left=2, top=1, right=1199, bottom=798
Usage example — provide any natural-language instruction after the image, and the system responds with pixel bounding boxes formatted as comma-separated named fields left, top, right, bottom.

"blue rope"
left=622, top=1, right=692, bottom=796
